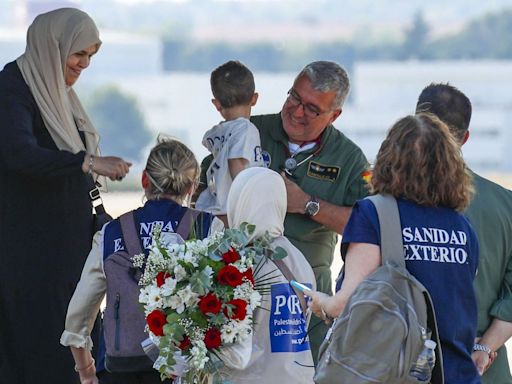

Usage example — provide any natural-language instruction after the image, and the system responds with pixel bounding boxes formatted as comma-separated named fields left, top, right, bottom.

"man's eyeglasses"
left=286, top=89, right=329, bottom=119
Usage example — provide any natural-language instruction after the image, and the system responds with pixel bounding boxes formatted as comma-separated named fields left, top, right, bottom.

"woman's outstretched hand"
left=82, top=154, right=132, bottom=181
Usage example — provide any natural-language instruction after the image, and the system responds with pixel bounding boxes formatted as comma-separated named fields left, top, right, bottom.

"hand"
left=472, top=350, right=496, bottom=375
left=472, top=337, right=497, bottom=375
left=83, top=154, right=132, bottom=181
left=305, top=289, right=336, bottom=325
left=281, top=172, right=309, bottom=214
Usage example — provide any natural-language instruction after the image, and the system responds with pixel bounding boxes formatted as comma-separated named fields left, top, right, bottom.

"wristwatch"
left=305, top=196, right=320, bottom=217
left=473, top=343, right=492, bottom=355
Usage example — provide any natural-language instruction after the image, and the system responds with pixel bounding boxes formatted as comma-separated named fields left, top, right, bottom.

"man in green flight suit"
left=199, top=61, right=369, bottom=364
left=416, top=83, right=512, bottom=384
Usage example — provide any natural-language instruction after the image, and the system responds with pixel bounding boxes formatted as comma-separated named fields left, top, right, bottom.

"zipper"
left=114, top=293, right=120, bottom=350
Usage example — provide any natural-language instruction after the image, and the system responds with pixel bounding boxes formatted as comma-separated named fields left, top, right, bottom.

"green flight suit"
left=466, top=171, right=512, bottom=384
left=251, top=113, right=369, bottom=363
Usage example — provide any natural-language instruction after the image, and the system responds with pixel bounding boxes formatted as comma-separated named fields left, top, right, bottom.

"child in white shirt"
left=196, top=60, right=264, bottom=223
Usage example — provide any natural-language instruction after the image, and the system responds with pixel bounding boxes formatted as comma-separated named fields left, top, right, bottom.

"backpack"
left=314, top=194, right=444, bottom=384
left=102, top=208, right=203, bottom=372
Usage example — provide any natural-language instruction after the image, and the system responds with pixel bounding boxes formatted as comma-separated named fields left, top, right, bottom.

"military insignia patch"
left=261, top=150, right=271, bottom=168
left=307, top=161, right=340, bottom=182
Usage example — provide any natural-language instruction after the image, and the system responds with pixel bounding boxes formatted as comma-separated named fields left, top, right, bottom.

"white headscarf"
left=227, top=167, right=286, bottom=240
left=16, top=8, right=101, bottom=157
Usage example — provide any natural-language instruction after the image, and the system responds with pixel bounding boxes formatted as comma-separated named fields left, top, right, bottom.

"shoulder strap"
left=119, top=212, right=143, bottom=255
left=273, top=259, right=308, bottom=315
left=366, top=194, right=405, bottom=267
left=176, top=208, right=201, bottom=240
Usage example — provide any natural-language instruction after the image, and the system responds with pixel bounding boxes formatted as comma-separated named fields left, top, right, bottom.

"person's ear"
left=142, top=170, right=150, bottom=190
left=251, top=92, right=259, bottom=106
left=461, top=130, right=470, bottom=146
left=211, top=98, right=223, bottom=112
left=187, top=181, right=197, bottom=197
left=329, top=108, right=342, bottom=124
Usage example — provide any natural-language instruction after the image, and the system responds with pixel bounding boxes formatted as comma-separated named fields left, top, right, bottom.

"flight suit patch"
left=307, top=161, right=340, bottom=182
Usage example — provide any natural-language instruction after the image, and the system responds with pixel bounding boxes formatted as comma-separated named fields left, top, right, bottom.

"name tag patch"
left=307, top=161, right=340, bottom=182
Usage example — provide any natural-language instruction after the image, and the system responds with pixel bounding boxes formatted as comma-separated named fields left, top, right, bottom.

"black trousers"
left=98, top=370, right=173, bottom=384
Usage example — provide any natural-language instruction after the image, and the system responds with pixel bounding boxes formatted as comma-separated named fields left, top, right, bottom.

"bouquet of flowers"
left=134, top=222, right=286, bottom=383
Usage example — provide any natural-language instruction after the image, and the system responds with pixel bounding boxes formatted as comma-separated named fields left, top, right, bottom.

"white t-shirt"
left=196, top=117, right=264, bottom=214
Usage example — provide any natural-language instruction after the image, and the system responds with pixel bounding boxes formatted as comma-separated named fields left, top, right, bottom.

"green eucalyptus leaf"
left=189, top=310, right=208, bottom=328
left=272, top=246, right=288, bottom=260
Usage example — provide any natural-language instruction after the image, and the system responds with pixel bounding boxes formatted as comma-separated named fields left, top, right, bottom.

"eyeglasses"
left=286, top=89, right=330, bottom=119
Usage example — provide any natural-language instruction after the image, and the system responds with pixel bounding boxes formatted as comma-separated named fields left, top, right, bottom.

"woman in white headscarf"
left=223, top=167, right=316, bottom=384
left=0, top=8, right=131, bottom=384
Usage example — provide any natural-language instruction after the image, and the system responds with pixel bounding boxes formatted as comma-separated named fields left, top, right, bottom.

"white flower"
left=233, top=281, right=261, bottom=309
left=189, top=340, right=209, bottom=370
left=160, top=278, right=177, bottom=296
left=168, top=294, right=186, bottom=314
left=233, top=317, right=253, bottom=341
left=178, top=285, right=199, bottom=308
left=140, top=285, right=164, bottom=312
left=174, top=265, right=187, bottom=281
left=220, top=321, right=238, bottom=344
left=249, top=290, right=262, bottom=310
left=180, top=249, right=198, bottom=266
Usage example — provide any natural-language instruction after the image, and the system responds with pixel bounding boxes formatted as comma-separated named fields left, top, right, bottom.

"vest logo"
left=307, top=161, right=340, bottom=182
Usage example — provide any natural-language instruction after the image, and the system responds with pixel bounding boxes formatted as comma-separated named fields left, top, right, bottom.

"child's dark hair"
left=210, top=60, right=255, bottom=108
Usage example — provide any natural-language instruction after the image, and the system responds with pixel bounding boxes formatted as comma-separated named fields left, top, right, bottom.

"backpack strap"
left=366, top=194, right=405, bottom=268
left=119, top=212, right=143, bottom=255
left=176, top=208, right=201, bottom=240
left=273, top=259, right=308, bottom=316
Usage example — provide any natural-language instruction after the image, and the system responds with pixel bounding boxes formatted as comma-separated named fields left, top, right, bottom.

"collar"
left=272, top=115, right=333, bottom=156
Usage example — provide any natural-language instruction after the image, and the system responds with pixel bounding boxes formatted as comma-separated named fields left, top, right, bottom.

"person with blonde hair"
left=0, top=8, right=131, bottom=383
left=61, top=137, right=223, bottom=384
left=308, top=113, right=481, bottom=383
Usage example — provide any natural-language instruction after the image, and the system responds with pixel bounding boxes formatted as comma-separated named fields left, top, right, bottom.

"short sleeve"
left=342, top=199, right=380, bottom=248
left=227, top=121, right=261, bottom=163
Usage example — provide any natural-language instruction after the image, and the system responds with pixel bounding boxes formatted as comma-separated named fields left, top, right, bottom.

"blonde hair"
left=145, top=137, right=199, bottom=201
left=371, top=113, right=473, bottom=212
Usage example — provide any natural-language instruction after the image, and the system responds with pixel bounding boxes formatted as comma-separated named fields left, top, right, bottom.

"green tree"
left=428, top=9, right=512, bottom=59
left=87, top=86, right=152, bottom=161
left=402, top=11, right=429, bottom=59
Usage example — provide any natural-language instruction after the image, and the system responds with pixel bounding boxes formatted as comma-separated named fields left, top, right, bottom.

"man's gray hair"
left=296, top=61, right=350, bottom=109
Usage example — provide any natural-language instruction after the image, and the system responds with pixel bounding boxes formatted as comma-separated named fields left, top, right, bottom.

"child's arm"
left=228, top=158, right=249, bottom=179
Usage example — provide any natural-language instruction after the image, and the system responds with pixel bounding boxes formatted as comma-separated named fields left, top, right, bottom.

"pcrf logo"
left=274, top=294, right=302, bottom=315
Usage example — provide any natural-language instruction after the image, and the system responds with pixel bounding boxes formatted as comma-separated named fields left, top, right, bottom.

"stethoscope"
left=282, top=139, right=323, bottom=176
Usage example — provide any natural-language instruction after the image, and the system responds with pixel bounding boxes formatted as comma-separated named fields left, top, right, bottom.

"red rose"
left=204, top=327, right=222, bottom=349
left=223, top=299, right=247, bottom=321
left=178, top=335, right=191, bottom=351
left=222, top=248, right=240, bottom=264
left=217, top=265, right=244, bottom=287
left=147, top=310, right=166, bottom=336
left=198, top=293, right=222, bottom=315
left=156, top=271, right=171, bottom=287
left=242, top=269, right=255, bottom=284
